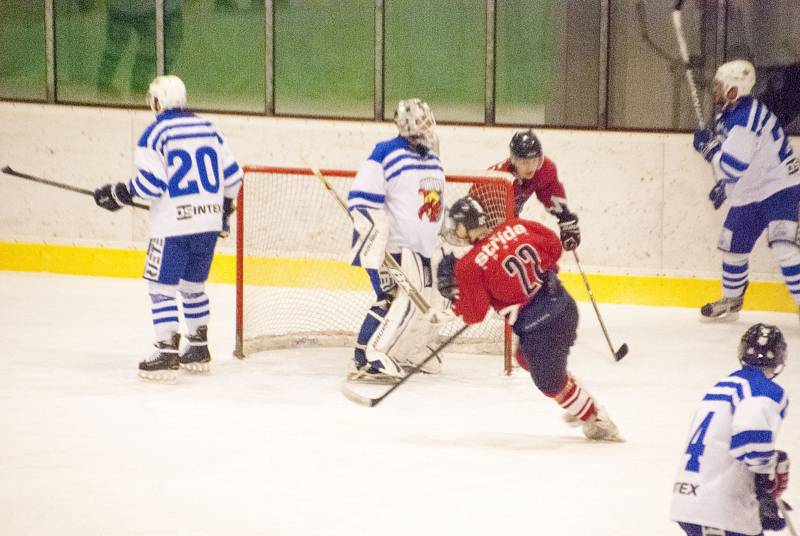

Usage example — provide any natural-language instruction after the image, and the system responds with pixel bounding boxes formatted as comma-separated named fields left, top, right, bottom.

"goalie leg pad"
left=371, top=249, right=442, bottom=372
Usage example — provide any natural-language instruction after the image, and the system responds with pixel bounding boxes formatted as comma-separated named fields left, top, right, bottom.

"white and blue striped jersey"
left=129, top=110, right=244, bottom=238
left=347, top=136, right=445, bottom=258
left=670, top=366, right=788, bottom=534
left=711, top=96, right=800, bottom=207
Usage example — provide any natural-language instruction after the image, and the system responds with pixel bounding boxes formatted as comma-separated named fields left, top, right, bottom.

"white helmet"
left=714, top=60, right=756, bottom=100
left=394, top=98, right=437, bottom=150
left=147, top=75, right=187, bottom=113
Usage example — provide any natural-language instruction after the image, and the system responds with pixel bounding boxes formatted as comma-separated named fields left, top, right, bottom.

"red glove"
left=771, top=451, right=790, bottom=498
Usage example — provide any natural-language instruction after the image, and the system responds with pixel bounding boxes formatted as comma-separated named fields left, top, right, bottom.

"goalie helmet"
left=714, top=59, right=756, bottom=100
left=147, top=75, right=187, bottom=113
left=738, top=323, right=787, bottom=374
left=509, top=129, right=542, bottom=160
left=394, top=98, right=437, bottom=150
left=442, top=196, right=488, bottom=246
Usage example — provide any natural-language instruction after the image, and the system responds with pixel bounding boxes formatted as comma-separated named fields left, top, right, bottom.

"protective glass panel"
left=274, top=0, right=373, bottom=118
left=167, top=1, right=266, bottom=113
left=0, top=1, right=47, bottom=100
left=384, top=0, right=485, bottom=123
left=497, top=0, right=600, bottom=127
left=55, top=0, right=156, bottom=106
left=726, top=1, right=800, bottom=134
left=608, top=0, right=717, bottom=129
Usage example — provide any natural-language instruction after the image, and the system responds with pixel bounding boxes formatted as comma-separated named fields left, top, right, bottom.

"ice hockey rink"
left=0, top=270, right=797, bottom=536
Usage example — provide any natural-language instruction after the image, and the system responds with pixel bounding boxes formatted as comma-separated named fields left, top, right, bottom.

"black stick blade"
left=614, top=344, right=629, bottom=361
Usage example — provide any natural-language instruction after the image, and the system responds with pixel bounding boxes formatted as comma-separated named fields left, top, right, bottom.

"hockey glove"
left=350, top=207, right=389, bottom=270
left=756, top=451, right=790, bottom=499
left=436, top=253, right=459, bottom=301
left=708, top=180, right=727, bottom=210
left=693, top=128, right=721, bottom=162
left=220, top=197, right=236, bottom=238
left=94, top=182, right=133, bottom=212
left=557, top=210, right=581, bottom=251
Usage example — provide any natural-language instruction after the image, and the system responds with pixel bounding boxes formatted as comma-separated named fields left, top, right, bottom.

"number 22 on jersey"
left=501, top=244, right=544, bottom=296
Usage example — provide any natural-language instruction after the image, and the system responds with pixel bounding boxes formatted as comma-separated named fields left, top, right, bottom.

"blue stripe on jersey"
left=716, top=381, right=745, bottom=401
left=368, top=136, right=412, bottom=163
left=385, top=163, right=444, bottom=182
left=731, top=367, right=785, bottom=403
left=158, top=132, right=222, bottom=153
left=722, top=96, right=754, bottom=131
left=138, top=168, right=167, bottom=191
left=131, top=176, right=160, bottom=198
left=150, top=121, right=213, bottom=150
left=756, top=110, right=772, bottom=135
left=137, top=110, right=197, bottom=147
left=731, top=429, right=773, bottom=448
left=737, top=450, right=774, bottom=461
left=703, top=393, right=735, bottom=411
left=721, top=152, right=748, bottom=172
left=348, top=190, right=386, bottom=203
left=226, top=177, right=242, bottom=189
left=384, top=151, right=425, bottom=170
left=223, top=162, right=240, bottom=178
left=750, top=101, right=762, bottom=132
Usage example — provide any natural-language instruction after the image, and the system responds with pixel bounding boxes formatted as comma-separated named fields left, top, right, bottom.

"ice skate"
left=179, top=326, right=211, bottom=373
left=347, top=350, right=405, bottom=384
left=138, top=333, right=180, bottom=383
left=582, top=407, right=623, bottom=442
left=700, top=285, right=746, bottom=322
left=562, top=412, right=582, bottom=428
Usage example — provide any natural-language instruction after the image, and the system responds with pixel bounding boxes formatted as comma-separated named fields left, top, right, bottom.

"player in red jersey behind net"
left=437, top=196, right=621, bottom=441
left=469, top=129, right=580, bottom=251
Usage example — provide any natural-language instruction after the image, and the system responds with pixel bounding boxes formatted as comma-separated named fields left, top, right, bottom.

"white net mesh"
left=236, top=166, right=515, bottom=367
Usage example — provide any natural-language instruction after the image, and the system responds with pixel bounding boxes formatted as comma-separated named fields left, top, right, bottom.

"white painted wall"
left=0, top=101, right=786, bottom=280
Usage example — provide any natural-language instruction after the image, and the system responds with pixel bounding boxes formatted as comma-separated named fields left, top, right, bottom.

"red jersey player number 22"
left=454, top=217, right=563, bottom=325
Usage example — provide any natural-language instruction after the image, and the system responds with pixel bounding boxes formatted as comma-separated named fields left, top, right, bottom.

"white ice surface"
left=0, top=271, right=797, bottom=536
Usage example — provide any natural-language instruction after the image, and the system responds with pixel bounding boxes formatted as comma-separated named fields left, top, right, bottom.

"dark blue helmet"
left=738, top=323, right=787, bottom=372
left=442, top=196, right=488, bottom=245
left=509, top=129, right=542, bottom=160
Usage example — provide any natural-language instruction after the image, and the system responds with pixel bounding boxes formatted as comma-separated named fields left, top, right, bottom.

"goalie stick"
left=2, top=165, right=149, bottom=210
left=341, top=324, right=469, bottom=407
left=310, top=166, right=437, bottom=317
left=572, top=250, right=628, bottom=361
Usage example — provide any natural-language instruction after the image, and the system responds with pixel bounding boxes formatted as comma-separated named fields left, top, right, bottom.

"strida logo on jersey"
left=474, top=223, right=529, bottom=268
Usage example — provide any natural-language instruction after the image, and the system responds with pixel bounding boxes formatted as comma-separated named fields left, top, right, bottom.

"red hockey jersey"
left=490, top=156, right=566, bottom=214
left=453, top=218, right=562, bottom=324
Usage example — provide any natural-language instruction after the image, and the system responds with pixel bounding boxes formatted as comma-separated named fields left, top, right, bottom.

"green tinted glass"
left=55, top=0, right=156, bottom=106
left=167, top=1, right=266, bottom=113
left=275, top=0, right=373, bottom=117
left=0, top=1, right=47, bottom=100
left=384, top=0, right=485, bottom=123
left=496, top=1, right=599, bottom=127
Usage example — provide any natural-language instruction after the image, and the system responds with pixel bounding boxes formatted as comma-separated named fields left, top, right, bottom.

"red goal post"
left=235, top=165, right=516, bottom=373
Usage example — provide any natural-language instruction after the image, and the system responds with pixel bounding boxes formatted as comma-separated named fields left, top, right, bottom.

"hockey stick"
left=572, top=250, right=629, bottom=361
left=310, top=166, right=434, bottom=316
left=2, top=165, right=149, bottom=210
left=670, top=0, right=705, bottom=129
left=341, top=324, right=469, bottom=407
left=780, top=500, right=798, bottom=536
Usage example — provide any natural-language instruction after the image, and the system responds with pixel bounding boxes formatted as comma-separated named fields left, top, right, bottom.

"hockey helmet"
left=394, top=98, right=437, bottom=151
left=714, top=60, right=755, bottom=102
left=738, top=323, right=787, bottom=374
left=509, top=129, right=542, bottom=160
left=442, top=196, right=489, bottom=246
left=147, top=75, right=187, bottom=113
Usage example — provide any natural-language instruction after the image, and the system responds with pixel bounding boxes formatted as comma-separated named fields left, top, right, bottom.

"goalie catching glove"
left=94, top=182, right=133, bottom=211
left=350, top=207, right=389, bottom=270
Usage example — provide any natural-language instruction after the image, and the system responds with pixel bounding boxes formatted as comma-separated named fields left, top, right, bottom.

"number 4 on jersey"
left=685, top=411, right=715, bottom=472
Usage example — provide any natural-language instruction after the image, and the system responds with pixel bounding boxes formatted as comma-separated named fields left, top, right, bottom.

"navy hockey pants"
left=514, top=293, right=579, bottom=395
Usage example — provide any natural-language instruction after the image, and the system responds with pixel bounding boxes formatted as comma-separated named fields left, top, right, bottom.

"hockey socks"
left=548, top=373, right=597, bottom=423
left=179, top=281, right=210, bottom=333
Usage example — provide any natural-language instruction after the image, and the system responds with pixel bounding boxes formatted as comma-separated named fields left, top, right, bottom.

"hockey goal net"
left=235, top=166, right=516, bottom=372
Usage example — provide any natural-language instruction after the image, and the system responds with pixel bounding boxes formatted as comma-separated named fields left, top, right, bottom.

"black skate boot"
left=700, top=294, right=745, bottom=321
left=179, top=326, right=211, bottom=373
left=138, top=333, right=180, bottom=382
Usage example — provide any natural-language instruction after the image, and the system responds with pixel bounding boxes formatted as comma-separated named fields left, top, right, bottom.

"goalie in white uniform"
left=346, top=98, right=447, bottom=381
left=93, top=75, right=242, bottom=382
